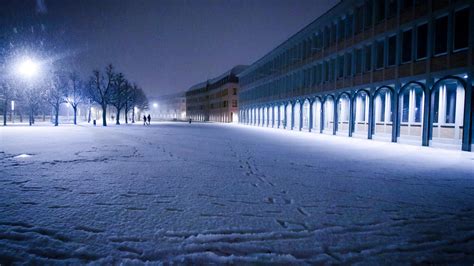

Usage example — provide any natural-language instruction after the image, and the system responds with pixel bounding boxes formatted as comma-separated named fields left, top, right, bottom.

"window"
left=223, top=101, right=227, bottom=108
left=388, top=0, right=397, bottom=18
left=364, top=0, right=373, bottom=29
left=346, top=13, right=353, bottom=38
left=324, top=61, right=329, bottom=82
left=454, top=8, right=469, bottom=51
left=232, top=88, right=237, bottom=95
left=331, top=23, right=337, bottom=44
left=317, top=64, right=322, bottom=84
left=345, top=52, right=352, bottom=77
left=324, top=26, right=330, bottom=48
left=330, top=58, right=335, bottom=81
left=402, top=29, right=412, bottom=63
left=401, top=0, right=413, bottom=11
left=339, top=17, right=346, bottom=41
left=387, top=35, right=396, bottom=66
left=434, top=16, right=448, bottom=55
left=355, top=48, right=363, bottom=74
left=375, top=0, right=385, bottom=22
left=444, top=83, right=457, bottom=124
left=415, top=0, right=428, bottom=7
left=364, top=44, right=372, bottom=71
left=338, top=55, right=344, bottom=78
left=355, top=6, right=364, bottom=34
left=416, top=23, right=428, bottom=59
left=376, top=40, right=384, bottom=69
left=232, top=100, right=238, bottom=108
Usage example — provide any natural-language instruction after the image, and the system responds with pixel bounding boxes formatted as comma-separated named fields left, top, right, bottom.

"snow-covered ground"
left=0, top=122, right=473, bottom=264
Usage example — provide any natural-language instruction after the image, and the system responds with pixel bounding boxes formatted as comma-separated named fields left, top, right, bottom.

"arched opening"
left=336, top=93, right=350, bottom=135
left=294, top=101, right=301, bottom=131
left=323, top=96, right=334, bottom=134
left=302, top=99, right=311, bottom=131
left=312, top=98, right=322, bottom=133
left=285, top=102, right=292, bottom=130
left=353, top=90, right=370, bottom=137
left=431, top=77, right=466, bottom=148
left=398, top=83, right=425, bottom=144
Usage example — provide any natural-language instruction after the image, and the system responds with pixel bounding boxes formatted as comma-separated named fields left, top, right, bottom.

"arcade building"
left=238, top=0, right=473, bottom=151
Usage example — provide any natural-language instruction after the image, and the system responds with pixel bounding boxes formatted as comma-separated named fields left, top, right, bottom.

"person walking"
left=189, top=118, right=192, bottom=124
left=147, top=114, right=151, bottom=125
left=143, top=115, right=147, bottom=125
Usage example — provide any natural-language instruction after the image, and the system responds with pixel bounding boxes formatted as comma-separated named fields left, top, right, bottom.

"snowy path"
left=0, top=122, right=473, bottom=264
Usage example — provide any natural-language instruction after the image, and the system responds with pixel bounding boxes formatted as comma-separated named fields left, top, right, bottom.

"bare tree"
left=123, top=82, right=135, bottom=124
left=23, top=86, right=44, bottom=126
left=65, top=72, right=85, bottom=125
left=109, top=73, right=128, bottom=125
left=127, top=83, right=147, bottom=123
left=88, top=64, right=115, bottom=126
left=1, top=82, right=15, bottom=126
left=45, top=71, right=67, bottom=126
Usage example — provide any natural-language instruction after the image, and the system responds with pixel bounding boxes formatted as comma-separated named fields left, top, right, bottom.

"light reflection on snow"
left=14, top=154, right=32, bottom=158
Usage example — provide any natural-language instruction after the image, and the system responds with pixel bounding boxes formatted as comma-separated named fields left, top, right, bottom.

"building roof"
left=237, top=0, right=343, bottom=78
left=187, top=65, right=249, bottom=92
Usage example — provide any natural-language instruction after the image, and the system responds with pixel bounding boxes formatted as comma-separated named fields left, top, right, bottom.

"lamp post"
left=11, top=100, right=14, bottom=123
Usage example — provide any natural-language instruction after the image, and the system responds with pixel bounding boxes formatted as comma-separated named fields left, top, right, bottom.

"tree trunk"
left=3, top=100, right=7, bottom=126
left=73, top=106, right=77, bottom=125
left=102, top=104, right=107, bottom=126
left=125, top=105, right=128, bottom=124
left=88, top=105, right=91, bottom=123
left=54, top=104, right=59, bottom=126
left=132, top=108, right=135, bottom=123
left=116, top=108, right=121, bottom=125
left=29, top=110, right=32, bottom=126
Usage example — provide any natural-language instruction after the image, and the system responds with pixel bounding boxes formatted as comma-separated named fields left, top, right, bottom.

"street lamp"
left=15, top=57, right=40, bottom=79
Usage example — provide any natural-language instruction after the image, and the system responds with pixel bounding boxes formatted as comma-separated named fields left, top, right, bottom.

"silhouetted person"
left=143, top=115, right=147, bottom=125
left=189, top=118, right=192, bottom=124
left=147, top=114, right=151, bottom=125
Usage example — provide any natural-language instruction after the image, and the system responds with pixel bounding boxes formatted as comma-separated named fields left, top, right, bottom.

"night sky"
left=1, top=0, right=338, bottom=97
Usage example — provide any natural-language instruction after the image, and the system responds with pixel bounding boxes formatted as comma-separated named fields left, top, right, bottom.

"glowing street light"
left=153, top=103, right=158, bottom=108
left=15, top=57, right=40, bottom=79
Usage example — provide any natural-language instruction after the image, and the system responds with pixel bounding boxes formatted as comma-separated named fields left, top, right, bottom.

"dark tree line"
left=0, top=64, right=148, bottom=127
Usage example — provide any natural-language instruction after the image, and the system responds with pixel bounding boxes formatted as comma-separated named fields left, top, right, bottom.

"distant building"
left=238, top=0, right=473, bottom=152
left=149, top=92, right=186, bottom=120
left=186, top=65, right=248, bottom=123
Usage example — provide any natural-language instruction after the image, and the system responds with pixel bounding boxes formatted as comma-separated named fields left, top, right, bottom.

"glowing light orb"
left=16, top=58, right=40, bottom=79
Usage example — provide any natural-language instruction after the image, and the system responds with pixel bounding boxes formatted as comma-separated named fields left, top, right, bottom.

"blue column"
left=392, top=84, right=400, bottom=143
left=463, top=75, right=473, bottom=151
left=368, top=88, right=374, bottom=139
left=319, top=100, right=324, bottom=133
left=349, top=92, right=355, bottom=137
left=333, top=97, right=337, bottom=135
left=422, top=79, right=432, bottom=147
